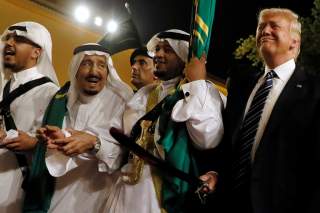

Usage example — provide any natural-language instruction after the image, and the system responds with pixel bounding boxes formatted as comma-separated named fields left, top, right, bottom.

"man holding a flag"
left=107, top=29, right=223, bottom=213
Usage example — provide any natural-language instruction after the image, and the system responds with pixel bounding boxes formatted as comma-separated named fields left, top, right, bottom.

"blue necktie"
left=232, top=70, right=277, bottom=189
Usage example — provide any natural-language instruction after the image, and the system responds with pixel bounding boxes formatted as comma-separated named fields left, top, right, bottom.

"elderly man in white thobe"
left=0, top=21, right=59, bottom=213
left=107, top=29, right=224, bottom=213
left=24, top=43, right=133, bottom=213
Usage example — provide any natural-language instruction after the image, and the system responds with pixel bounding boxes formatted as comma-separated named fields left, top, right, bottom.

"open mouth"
left=86, top=76, right=101, bottom=83
left=3, top=48, right=15, bottom=56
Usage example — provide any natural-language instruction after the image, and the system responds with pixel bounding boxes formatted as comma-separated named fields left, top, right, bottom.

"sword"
left=110, top=127, right=210, bottom=204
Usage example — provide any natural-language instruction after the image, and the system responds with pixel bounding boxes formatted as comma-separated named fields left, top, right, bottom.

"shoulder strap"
left=1, top=77, right=52, bottom=131
left=0, top=77, right=53, bottom=192
left=130, top=88, right=184, bottom=140
left=0, top=77, right=52, bottom=109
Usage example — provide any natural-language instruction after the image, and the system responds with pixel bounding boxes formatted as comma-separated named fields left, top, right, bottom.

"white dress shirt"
left=244, top=59, right=295, bottom=160
left=0, top=66, right=59, bottom=213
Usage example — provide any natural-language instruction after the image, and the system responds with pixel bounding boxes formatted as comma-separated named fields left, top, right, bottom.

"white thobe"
left=45, top=87, right=126, bottom=213
left=107, top=77, right=224, bottom=213
left=0, top=67, right=59, bottom=213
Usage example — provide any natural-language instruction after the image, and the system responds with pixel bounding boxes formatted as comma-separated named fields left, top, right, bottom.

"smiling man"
left=218, top=8, right=320, bottom=213
left=108, top=29, right=224, bottom=213
left=23, top=43, right=133, bottom=213
left=75, top=54, right=108, bottom=95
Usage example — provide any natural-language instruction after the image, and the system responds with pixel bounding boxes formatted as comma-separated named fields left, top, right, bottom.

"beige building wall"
left=0, top=0, right=133, bottom=86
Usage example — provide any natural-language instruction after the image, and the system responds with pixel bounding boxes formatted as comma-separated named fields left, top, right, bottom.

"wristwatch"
left=90, top=137, right=101, bottom=154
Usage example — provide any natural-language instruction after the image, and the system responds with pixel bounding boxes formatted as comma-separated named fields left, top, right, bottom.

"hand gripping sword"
left=110, top=127, right=210, bottom=204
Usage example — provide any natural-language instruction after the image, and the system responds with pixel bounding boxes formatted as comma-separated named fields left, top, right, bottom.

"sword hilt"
left=195, top=181, right=210, bottom=204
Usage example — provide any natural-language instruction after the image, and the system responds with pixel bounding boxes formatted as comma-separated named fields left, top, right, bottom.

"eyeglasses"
left=4, top=33, right=41, bottom=49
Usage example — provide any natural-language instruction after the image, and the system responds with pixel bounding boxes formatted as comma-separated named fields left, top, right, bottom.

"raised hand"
left=184, top=55, right=207, bottom=82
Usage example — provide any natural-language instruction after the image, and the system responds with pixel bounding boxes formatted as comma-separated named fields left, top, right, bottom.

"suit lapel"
left=260, top=68, right=308, bottom=144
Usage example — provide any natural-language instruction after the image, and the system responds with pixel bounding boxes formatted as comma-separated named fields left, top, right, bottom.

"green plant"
left=299, top=0, right=320, bottom=73
left=234, top=35, right=262, bottom=68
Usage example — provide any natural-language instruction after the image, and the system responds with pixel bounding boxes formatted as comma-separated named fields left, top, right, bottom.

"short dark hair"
left=130, top=46, right=153, bottom=65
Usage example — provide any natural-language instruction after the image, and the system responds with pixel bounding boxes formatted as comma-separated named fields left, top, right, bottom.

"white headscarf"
left=0, top=21, right=59, bottom=85
left=67, top=43, right=133, bottom=110
left=146, top=29, right=190, bottom=63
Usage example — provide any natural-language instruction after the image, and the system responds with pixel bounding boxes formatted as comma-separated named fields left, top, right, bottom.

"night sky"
left=95, top=0, right=315, bottom=81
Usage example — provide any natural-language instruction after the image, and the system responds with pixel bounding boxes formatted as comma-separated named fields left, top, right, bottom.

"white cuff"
left=45, top=149, right=78, bottom=177
left=181, top=80, right=207, bottom=104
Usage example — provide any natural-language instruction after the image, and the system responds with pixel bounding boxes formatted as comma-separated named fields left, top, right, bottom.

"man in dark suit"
left=202, top=8, right=320, bottom=213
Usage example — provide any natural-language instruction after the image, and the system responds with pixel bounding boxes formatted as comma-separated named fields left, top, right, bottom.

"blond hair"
left=258, top=8, right=301, bottom=58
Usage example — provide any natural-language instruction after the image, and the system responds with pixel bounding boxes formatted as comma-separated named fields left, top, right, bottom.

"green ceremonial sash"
left=158, top=90, right=199, bottom=213
left=130, top=87, right=199, bottom=213
left=23, top=82, right=70, bottom=213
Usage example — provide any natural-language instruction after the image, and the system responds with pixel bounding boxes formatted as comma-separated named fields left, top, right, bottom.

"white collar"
left=265, top=59, right=295, bottom=83
left=11, top=66, right=42, bottom=84
left=160, top=76, right=181, bottom=91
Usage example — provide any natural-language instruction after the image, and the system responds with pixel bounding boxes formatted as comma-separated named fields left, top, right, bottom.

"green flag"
left=190, top=0, right=216, bottom=59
